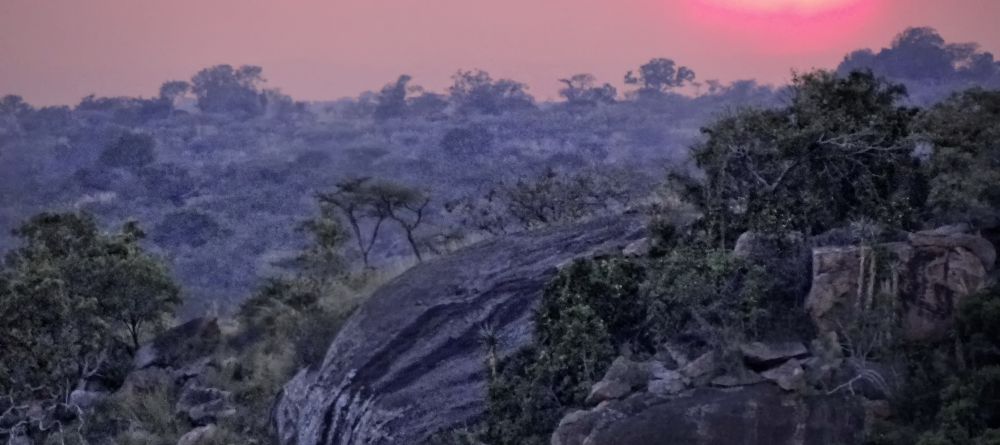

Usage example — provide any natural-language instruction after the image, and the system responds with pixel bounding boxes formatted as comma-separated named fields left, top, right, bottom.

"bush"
left=644, top=248, right=774, bottom=349
left=871, top=286, right=1000, bottom=445
left=482, top=257, right=644, bottom=445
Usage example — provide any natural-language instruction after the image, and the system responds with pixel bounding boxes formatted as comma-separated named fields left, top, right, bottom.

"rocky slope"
left=274, top=220, right=995, bottom=445
left=552, top=225, right=996, bottom=445
left=274, top=216, right=647, bottom=445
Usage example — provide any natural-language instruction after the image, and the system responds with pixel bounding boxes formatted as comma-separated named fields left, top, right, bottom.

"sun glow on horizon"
left=701, top=0, right=863, bottom=15
left=682, top=0, right=883, bottom=54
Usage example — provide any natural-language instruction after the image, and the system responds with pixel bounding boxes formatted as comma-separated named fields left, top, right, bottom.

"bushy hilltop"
left=2, top=27, right=997, bottom=314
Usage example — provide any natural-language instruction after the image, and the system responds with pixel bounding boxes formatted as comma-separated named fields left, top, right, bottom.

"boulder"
left=134, top=318, right=221, bottom=370
left=648, top=370, right=688, bottom=396
left=710, top=368, right=765, bottom=388
left=680, top=351, right=721, bottom=383
left=553, top=384, right=864, bottom=445
left=740, top=341, right=809, bottom=368
left=275, top=216, right=645, bottom=445
left=761, top=359, right=807, bottom=392
left=585, top=380, right=633, bottom=406
left=176, top=385, right=235, bottom=425
left=177, top=425, right=218, bottom=445
left=805, top=229, right=995, bottom=342
left=601, top=357, right=652, bottom=389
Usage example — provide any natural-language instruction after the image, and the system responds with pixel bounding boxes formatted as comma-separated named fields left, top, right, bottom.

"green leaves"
left=922, top=89, right=1000, bottom=229
left=685, top=70, right=926, bottom=245
left=0, top=212, right=180, bottom=399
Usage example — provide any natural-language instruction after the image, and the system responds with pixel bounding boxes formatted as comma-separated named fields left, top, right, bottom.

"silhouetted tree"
left=449, top=70, right=535, bottom=115
left=625, top=58, right=696, bottom=98
left=190, top=64, right=266, bottom=117
left=558, top=74, right=617, bottom=106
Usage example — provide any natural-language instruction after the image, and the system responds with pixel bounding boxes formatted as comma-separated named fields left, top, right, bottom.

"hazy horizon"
left=3, top=0, right=1000, bottom=106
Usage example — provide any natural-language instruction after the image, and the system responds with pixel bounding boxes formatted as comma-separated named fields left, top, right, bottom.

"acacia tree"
left=317, top=178, right=430, bottom=266
left=317, top=178, right=387, bottom=269
left=0, top=213, right=180, bottom=403
left=369, top=182, right=430, bottom=262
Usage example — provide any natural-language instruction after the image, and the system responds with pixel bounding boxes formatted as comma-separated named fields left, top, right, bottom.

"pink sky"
left=1, top=0, right=999, bottom=106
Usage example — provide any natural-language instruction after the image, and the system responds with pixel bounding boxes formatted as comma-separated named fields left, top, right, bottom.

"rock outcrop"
left=554, top=385, right=864, bottom=445
left=552, top=345, right=866, bottom=445
left=806, top=227, right=995, bottom=341
left=275, top=217, right=646, bottom=445
left=133, top=317, right=221, bottom=370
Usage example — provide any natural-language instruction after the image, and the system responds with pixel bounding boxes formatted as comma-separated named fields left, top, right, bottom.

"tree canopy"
left=0, top=213, right=180, bottom=401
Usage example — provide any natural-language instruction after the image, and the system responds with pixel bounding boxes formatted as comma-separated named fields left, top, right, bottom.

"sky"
left=1, top=0, right=999, bottom=106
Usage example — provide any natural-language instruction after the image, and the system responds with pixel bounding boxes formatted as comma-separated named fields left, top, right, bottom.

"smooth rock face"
left=275, top=217, right=645, bottom=445
left=805, top=229, right=995, bottom=341
left=569, top=385, right=864, bottom=445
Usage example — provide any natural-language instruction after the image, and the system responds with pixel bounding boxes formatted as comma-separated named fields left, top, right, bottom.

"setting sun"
left=683, top=0, right=882, bottom=54
left=700, top=0, right=863, bottom=15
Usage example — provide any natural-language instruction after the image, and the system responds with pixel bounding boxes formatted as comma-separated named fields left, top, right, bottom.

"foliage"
left=374, top=75, right=414, bottom=121
left=0, top=213, right=180, bottom=401
left=869, top=286, right=1000, bottom=445
left=644, top=248, right=774, bottom=349
left=922, top=88, right=1000, bottom=228
left=99, top=131, right=157, bottom=169
left=448, top=70, right=535, bottom=115
left=558, top=74, right=617, bottom=107
left=191, top=64, right=267, bottom=117
left=840, top=27, right=1000, bottom=86
left=440, top=124, right=494, bottom=156
left=317, top=178, right=430, bottom=266
left=625, top=58, right=696, bottom=98
left=482, top=258, right=644, bottom=445
left=447, top=167, right=640, bottom=235
left=680, top=70, right=926, bottom=246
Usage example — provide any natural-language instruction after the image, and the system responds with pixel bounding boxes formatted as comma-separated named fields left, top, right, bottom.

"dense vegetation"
left=440, top=55, right=1000, bottom=445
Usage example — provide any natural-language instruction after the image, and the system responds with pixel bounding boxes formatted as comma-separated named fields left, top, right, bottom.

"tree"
left=296, top=204, right=348, bottom=288
left=159, top=80, right=190, bottom=103
left=625, top=58, right=696, bottom=98
left=447, top=168, right=637, bottom=235
left=558, top=74, right=617, bottom=106
left=368, top=181, right=430, bottom=262
left=103, top=222, right=183, bottom=353
left=679, top=70, right=925, bottom=246
left=374, top=75, right=413, bottom=121
left=839, top=27, right=1000, bottom=84
left=0, top=94, right=32, bottom=118
left=0, top=213, right=180, bottom=402
left=317, top=178, right=431, bottom=266
left=100, top=131, right=157, bottom=169
left=190, top=64, right=266, bottom=117
left=921, top=89, right=1000, bottom=229
left=449, top=70, right=535, bottom=115
left=441, top=124, right=494, bottom=156
left=317, top=178, right=389, bottom=268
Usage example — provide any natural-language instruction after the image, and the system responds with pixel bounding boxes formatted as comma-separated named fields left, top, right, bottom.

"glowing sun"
left=682, top=0, right=882, bottom=54
left=700, top=0, right=864, bottom=15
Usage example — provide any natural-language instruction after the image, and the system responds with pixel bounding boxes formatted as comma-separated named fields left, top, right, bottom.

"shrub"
left=482, top=257, right=644, bottom=445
